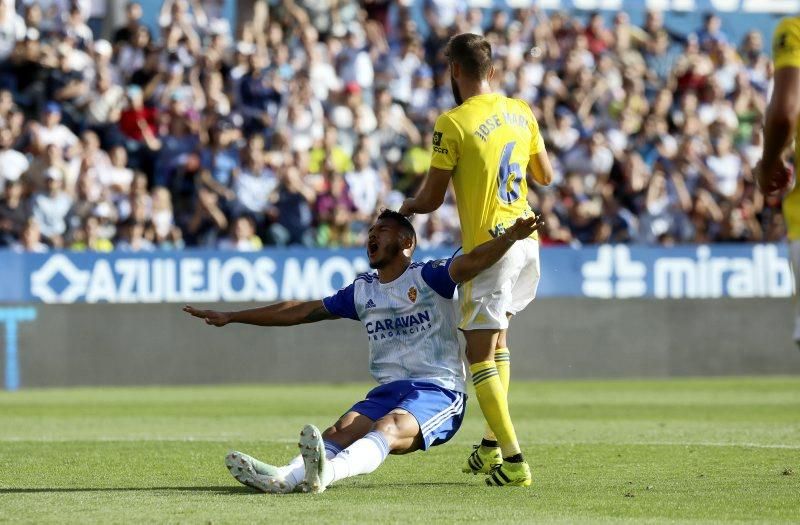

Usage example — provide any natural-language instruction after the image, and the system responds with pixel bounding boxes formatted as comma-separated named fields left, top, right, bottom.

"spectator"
left=218, top=215, right=262, bottom=251
left=397, top=131, right=432, bottom=195
left=26, top=143, right=71, bottom=194
left=116, top=217, right=155, bottom=251
left=694, top=13, right=728, bottom=52
left=338, top=30, right=374, bottom=95
left=118, top=85, right=160, bottom=171
left=345, top=146, right=384, bottom=222
left=85, top=68, right=125, bottom=135
left=112, top=2, right=148, bottom=46
left=44, top=46, right=90, bottom=128
left=185, top=185, right=228, bottom=247
left=0, top=179, right=26, bottom=245
left=150, top=186, right=182, bottom=248
left=706, top=135, right=743, bottom=200
left=30, top=103, right=79, bottom=156
left=563, top=133, right=614, bottom=179
left=30, top=169, right=72, bottom=247
left=231, top=134, right=277, bottom=223
left=199, top=121, right=239, bottom=200
left=269, top=166, right=316, bottom=246
left=0, top=3, right=783, bottom=250
left=98, top=146, right=135, bottom=196
left=315, top=168, right=356, bottom=247
left=70, top=215, right=114, bottom=252
left=0, top=0, right=25, bottom=61
left=0, top=126, right=28, bottom=192
left=12, top=218, right=48, bottom=252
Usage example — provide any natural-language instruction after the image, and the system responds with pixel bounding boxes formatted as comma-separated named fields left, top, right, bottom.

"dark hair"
left=377, top=209, right=416, bottom=244
left=445, top=33, right=493, bottom=80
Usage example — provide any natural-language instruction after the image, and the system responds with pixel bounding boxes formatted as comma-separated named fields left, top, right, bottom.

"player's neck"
left=376, top=259, right=411, bottom=284
left=458, top=80, right=493, bottom=102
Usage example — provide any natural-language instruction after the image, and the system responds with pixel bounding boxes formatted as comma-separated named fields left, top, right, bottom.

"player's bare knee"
left=373, top=415, right=400, bottom=437
left=374, top=412, right=418, bottom=444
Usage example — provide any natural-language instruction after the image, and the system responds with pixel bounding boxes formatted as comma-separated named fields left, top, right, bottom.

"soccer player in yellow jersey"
left=400, top=33, right=554, bottom=487
left=757, top=16, right=800, bottom=346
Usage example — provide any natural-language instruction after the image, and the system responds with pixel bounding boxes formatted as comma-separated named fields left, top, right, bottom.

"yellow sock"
left=483, top=348, right=511, bottom=442
left=470, top=360, right=520, bottom=458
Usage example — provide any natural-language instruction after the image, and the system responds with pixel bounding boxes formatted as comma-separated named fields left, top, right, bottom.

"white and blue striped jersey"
left=322, top=258, right=466, bottom=392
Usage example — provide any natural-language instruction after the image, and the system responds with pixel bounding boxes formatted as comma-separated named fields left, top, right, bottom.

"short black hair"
left=377, top=209, right=416, bottom=244
left=445, top=33, right=493, bottom=80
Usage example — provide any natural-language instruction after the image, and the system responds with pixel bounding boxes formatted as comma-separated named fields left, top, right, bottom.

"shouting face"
left=367, top=218, right=408, bottom=269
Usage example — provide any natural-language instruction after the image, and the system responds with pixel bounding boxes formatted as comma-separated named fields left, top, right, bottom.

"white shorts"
left=457, top=237, right=541, bottom=331
left=791, top=240, right=800, bottom=341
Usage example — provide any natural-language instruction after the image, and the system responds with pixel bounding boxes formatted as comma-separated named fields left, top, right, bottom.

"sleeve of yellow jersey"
left=520, top=99, right=545, bottom=156
left=773, top=17, right=800, bottom=70
left=430, top=113, right=462, bottom=171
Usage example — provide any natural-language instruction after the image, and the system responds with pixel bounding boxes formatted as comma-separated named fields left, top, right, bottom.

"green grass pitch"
left=1, top=377, right=799, bottom=524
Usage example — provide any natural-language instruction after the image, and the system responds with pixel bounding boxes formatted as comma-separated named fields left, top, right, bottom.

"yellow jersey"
left=430, top=93, right=545, bottom=253
left=773, top=17, right=800, bottom=240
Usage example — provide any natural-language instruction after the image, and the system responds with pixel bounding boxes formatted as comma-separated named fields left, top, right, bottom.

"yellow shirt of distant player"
left=430, top=93, right=545, bottom=253
left=773, top=16, right=800, bottom=240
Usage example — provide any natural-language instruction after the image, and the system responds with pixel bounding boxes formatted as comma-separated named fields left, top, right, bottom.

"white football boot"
left=297, top=424, right=329, bottom=494
left=224, top=450, right=293, bottom=494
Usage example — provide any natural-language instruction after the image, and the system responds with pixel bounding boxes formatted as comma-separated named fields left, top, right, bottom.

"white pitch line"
left=1, top=437, right=798, bottom=449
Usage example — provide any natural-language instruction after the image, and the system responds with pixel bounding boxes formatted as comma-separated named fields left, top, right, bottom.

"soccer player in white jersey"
left=184, top=210, right=542, bottom=493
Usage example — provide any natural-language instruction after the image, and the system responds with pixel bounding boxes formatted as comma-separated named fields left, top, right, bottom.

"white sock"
left=322, top=431, right=390, bottom=487
left=280, top=440, right=342, bottom=488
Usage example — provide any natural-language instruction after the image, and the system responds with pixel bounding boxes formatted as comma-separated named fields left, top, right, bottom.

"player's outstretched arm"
left=182, top=300, right=338, bottom=328
left=399, top=167, right=452, bottom=216
left=448, top=216, right=544, bottom=284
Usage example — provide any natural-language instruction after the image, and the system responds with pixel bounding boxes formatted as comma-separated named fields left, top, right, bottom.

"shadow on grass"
left=0, top=481, right=470, bottom=494
left=353, top=482, right=468, bottom=488
left=0, top=486, right=254, bottom=495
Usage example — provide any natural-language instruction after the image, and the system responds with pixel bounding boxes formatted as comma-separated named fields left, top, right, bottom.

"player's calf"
left=322, top=411, right=375, bottom=450
left=298, top=413, right=421, bottom=493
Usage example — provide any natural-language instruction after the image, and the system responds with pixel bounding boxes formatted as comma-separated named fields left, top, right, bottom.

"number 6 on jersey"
left=498, top=141, right=522, bottom=204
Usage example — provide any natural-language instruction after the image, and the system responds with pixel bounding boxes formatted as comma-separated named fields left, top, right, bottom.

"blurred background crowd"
left=0, top=0, right=785, bottom=252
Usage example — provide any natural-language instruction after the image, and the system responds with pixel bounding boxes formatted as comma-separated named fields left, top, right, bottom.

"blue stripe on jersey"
left=322, top=283, right=359, bottom=320
left=355, top=272, right=378, bottom=283
left=421, top=258, right=457, bottom=299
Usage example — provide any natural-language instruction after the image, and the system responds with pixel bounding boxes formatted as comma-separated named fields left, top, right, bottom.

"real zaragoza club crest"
left=407, top=286, right=417, bottom=303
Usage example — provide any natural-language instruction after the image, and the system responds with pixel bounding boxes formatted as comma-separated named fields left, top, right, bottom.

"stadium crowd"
left=0, top=0, right=786, bottom=252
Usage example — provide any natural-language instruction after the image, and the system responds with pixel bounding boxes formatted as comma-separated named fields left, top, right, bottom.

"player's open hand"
left=504, top=216, right=545, bottom=241
left=755, top=159, right=793, bottom=196
left=183, top=305, right=231, bottom=327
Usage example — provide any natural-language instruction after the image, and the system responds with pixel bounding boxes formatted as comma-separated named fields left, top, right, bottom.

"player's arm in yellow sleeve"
left=758, top=17, right=800, bottom=193
left=400, top=114, right=461, bottom=216
left=525, top=104, right=553, bottom=186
